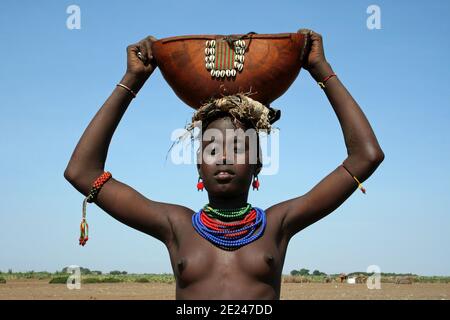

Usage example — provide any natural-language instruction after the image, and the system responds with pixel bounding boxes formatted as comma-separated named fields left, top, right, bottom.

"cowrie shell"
left=231, top=69, right=236, bottom=77
left=210, top=69, right=215, bottom=76
left=226, top=69, right=231, bottom=77
left=240, top=55, right=244, bottom=63
left=238, top=64, right=243, bottom=71
left=206, top=40, right=210, bottom=47
left=215, top=70, right=220, bottom=77
left=205, top=56, right=209, bottom=63
left=209, top=55, right=215, bottom=62
left=210, top=48, right=215, bottom=55
left=211, top=40, right=216, bottom=47
left=205, top=48, right=209, bottom=55
left=234, top=61, right=239, bottom=68
left=220, top=70, right=225, bottom=77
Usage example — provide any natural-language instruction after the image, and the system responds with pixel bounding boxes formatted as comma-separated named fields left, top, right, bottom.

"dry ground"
left=1, top=280, right=449, bottom=300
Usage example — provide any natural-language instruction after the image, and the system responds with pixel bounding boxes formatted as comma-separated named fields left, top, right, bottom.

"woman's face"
left=197, top=116, right=260, bottom=197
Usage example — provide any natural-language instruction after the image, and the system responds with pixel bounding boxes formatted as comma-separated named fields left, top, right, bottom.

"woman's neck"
left=207, top=193, right=249, bottom=209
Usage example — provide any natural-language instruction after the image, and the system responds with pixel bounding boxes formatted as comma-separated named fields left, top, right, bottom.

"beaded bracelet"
left=79, top=171, right=112, bottom=246
left=341, top=164, right=366, bottom=194
left=318, top=73, right=336, bottom=89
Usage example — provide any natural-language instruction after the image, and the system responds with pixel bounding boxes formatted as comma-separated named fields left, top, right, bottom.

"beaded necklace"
left=192, top=204, right=266, bottom=250
left=203, top=203, right=252, bottom=220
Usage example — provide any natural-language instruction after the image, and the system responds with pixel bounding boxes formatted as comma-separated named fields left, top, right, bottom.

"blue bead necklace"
left=192, top=205, right=266, bottom=250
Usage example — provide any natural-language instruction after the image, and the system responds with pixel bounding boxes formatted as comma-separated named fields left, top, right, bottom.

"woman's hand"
left=120, top=35, right=158, bottom=92
left=298, top=29, right=333, bottom=82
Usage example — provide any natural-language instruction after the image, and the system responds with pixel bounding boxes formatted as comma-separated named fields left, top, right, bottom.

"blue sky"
left=0, top=0, right=449, bottom=276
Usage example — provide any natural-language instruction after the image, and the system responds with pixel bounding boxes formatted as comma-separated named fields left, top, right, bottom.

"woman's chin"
left=209, top=183, right=239, bottom=195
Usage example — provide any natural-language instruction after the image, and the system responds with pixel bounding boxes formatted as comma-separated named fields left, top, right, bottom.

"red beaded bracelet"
left=318, top=73, right=337, bottom=89
left=79, top=171, right=112, bottom=246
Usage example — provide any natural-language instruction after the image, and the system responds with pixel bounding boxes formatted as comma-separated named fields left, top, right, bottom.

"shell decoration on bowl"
left=151, top=31, right=310, bottom=109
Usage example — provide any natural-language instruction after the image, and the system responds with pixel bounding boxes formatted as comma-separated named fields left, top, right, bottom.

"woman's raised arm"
left=275, top=30, right=385, bottom=239
left=64, top=36, right=188, bottom=246
left=64, top=36, right=157, bottom=181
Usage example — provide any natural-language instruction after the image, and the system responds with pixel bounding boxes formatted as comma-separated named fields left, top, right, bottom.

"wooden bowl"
left=151, top=31, right=309, bottom=109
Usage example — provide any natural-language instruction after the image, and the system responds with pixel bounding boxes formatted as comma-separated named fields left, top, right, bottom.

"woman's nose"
left=220, top=147, right=233, bottom=164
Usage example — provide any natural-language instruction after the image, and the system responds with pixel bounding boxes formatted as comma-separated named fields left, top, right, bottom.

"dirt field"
left=1, top=280, right=449, bottom=300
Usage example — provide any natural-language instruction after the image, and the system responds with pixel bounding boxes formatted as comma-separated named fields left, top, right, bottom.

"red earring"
left=252, top=175, right=260, bottom=191
left=197, top=177, right=204, bottom=191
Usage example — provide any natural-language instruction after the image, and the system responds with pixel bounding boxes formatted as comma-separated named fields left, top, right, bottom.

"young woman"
left=64, top=30, right=384, bottom=299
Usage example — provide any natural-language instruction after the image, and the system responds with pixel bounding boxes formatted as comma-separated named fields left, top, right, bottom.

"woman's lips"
left=215, top=171, right=235, bottom=181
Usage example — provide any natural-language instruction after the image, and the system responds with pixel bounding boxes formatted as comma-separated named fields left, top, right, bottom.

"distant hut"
left=338, top=273, right=348, bottom=283
left=355, top=275, right=368, bottom=284
left=395, top=276, right=413, bottom=284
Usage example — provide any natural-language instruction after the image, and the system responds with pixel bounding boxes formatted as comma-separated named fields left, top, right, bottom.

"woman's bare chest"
left=167, top=216, right=288, bottom=287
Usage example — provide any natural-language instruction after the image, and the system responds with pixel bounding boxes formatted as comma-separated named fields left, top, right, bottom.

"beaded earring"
left=252, top=175, right=260, bottom=191
left=197, top=176, right=204, bottom=191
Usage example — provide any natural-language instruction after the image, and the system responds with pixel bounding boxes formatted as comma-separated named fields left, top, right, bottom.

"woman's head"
left=197, top=113, right=262, bottom=198
left=188, top=93, right=279, bottom=198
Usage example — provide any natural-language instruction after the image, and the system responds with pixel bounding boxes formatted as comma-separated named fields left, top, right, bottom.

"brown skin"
left=197, top=118, right=262, bottom=209
left=64, top=31, right=384, bottom=299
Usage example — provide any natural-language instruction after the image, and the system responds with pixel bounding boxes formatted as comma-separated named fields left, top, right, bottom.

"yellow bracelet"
left=341, top=164, right=366, bottom=194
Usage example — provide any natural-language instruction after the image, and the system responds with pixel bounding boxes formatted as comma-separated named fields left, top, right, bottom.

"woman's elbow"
left=64, top=166, right=78, bottom=183
left=368, top=148, right=385, bottom=164
left=354, top=146, right=385, bottom=168
left=362, top=147, right=385, bottom=174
